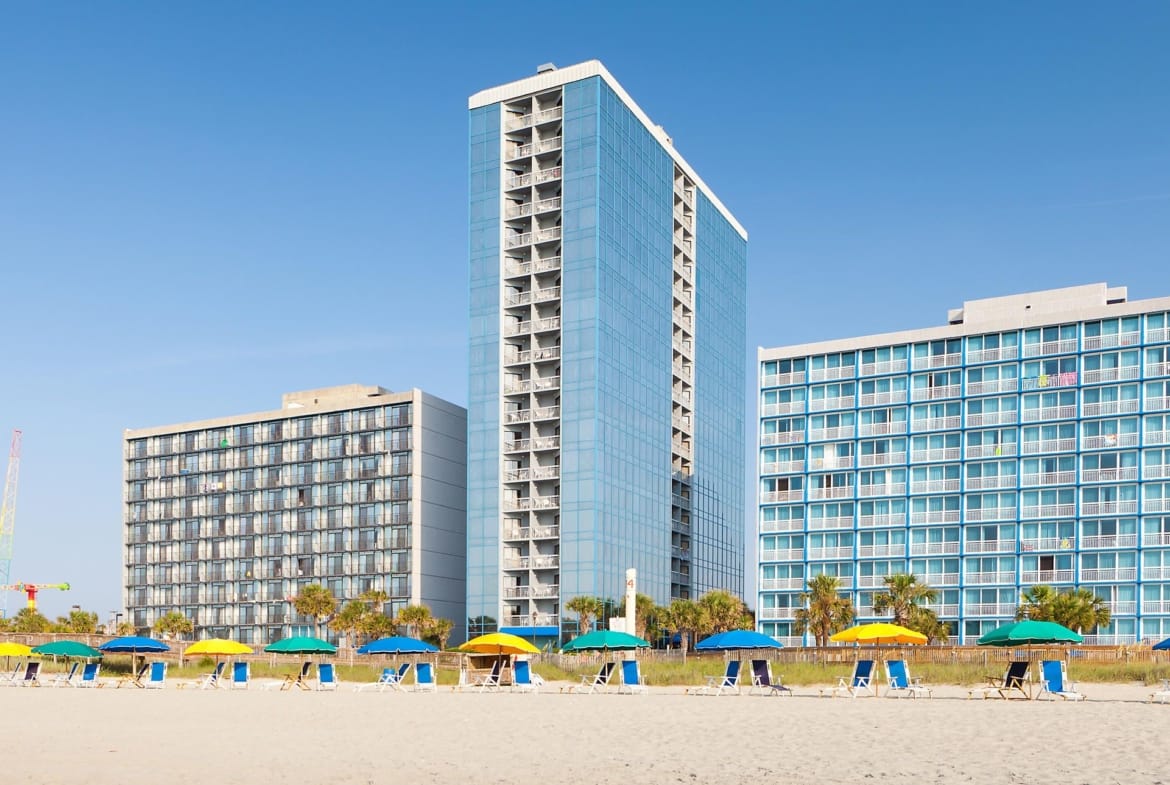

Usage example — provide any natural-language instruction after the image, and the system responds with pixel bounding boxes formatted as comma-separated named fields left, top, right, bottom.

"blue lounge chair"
left=144, top=661, right=167, bottom=689
left=414, top=662, right=437, bottom=693
left=698, top=659, right=742, bottom=696
left=199, top=661, right=226, bottom=690
left=474, top=660, right=502, bottom=692
left=77, top=662, right=101, bottom=688
left=617, top=659, right=647, bottom=695
left=512, top=659, right=539, bottom=693
left=824, top=659, right=876, bottom=698
left=17, top=661, right=42, bottom=687
left=577, top=661, right=615, bottom=694
left=230, top=661, right=250, bottom=690
left=1037, top=660, right=1084, bottom=701
left=50, top=663, right=80, bottom=688
left=356, top=663, right=411, bottom=693
left=315, top=662, right=337, bottom=691
left=970, top=660, right=1030, bottom=700
left=884, top=659, right=931, bottom=698
left=749, top=659, right=792, bottom=696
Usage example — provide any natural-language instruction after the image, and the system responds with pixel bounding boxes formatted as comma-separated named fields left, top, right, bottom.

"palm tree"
left=1052, top=588, right=1111, bottom=634
left=330, top=601, right=369, bottom=647
left=426, top=617, right=454, bottom=649
left=1016, top=585, right=1060, bottom=621
left=56, top=609, right=98, bottom=634
left=633, top=593, right=657, bottom=641
left=9, top=608, right=52, bottom=633
left=152, top=610, right=193, bottom=640
left=564, top=595, right=603, bottom=636
left=871, top=573, right=936, bottom=626
left=697, top=590, right=750, bottom=634
left=793, top=574, right=854, bottom=646
left=663, top=598, right=704, bottom=658
left=293, top=584, right=337, bottom=638
left=907, top=606, right=950, bottom=644
left=395, top=604, right=433, bottom=638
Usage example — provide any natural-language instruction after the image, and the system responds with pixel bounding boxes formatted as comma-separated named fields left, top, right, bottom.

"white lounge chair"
left=50, top=663, right=80, bottom=688
left=617, top=659, right=647, bottom=695
left=969, top=661, right=1030, bottom=700
left=474, top=660, right=502, bottom=692
left=577, top=661, right=615, bottom=694
left=198, top=661, right=226, bottom=690
left=77, top=663, right=101, bottom=688
left=697, top=660, right=742, bottom=696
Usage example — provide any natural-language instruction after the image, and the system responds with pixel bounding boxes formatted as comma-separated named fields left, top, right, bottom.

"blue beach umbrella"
left=695, top=630, right=783, bottom=651
left=1153, top=637, right=1170, bottom=651
left=357, top=636, right=438, bottom=655
left=99, top=636, right=171, bottom=654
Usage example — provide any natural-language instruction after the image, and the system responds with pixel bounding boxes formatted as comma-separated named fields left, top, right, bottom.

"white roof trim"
left=469, top=60, right=747, bottom=240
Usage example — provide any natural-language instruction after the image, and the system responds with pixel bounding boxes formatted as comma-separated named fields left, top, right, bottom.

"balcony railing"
left=909, top=448, right=961, bottom=463
left=910, top=541, right=960, bottom=555
left=966, top=603, right=1017, bottom=616
left=760, top=461, right=804, bottom=475
left=760, top=431, right=803, bottom=446
left=504, top=465, right=560, bottom=482
left=806, top=546, right=854, bottom=561
left=859, top=452, right=906, bottom=467
left=1142, top=532, right=1170, bottom=547
left=966, top=346, right=1018, bottom=364
left=1144, top=498, right=1170, bottom=513
left=1020, top=569, right=1074, bottom=583
left=912, top=417, right=962, bottom=432
left=501, top=555, right=560, bottom=570
left=921, top=573, right=960, bottom=586
left=1147, top=362, right=1170, bottom=377
left=965, top=570, right=1016, bottom=584
left=1147, top=397, right=1170, bottom=412
left=808, top=396, right=855, bottom=412
left=760, top=490, right=803, bottom=503
left=911, top=384, right=961, bottom=401
left=806, top=516, right=854, bottom=530
left=860, top=359, right=908, bottom=376
left=759, top=548, right=804, bottom=562
left=857, top=421, right=907, bottom=437
left=759, top=518, right=803, bottom=532
left=1081, top=467, right=1138, bottom=483
left=1020, top=471, right=1075, bottom=486
left=809, top=486, right=854, bottom=500
left=857, top=514, right=907, bottom=528
left=1142, top=600, right=1170, bottom=614
left=1080, top=567, right=1137, bottom=582
left=506, top=106, right=564, bottom=130
left=964, top=538, right=1015, bottom=553
left=1082, top=366, right=1141, bottom=384
left=966, top=379, right=1019, bottom=396
left=1022, top=338, right=1077, bottom=357
left=909, top=479, right=960, bottom=494
left=911, top=353, right=961, bottom=370
left=758, top=607, right=799, bottom=620
left=504, top=495, right=560, bottom=511
left=857, top=544, right=906, bottom=558
left=858, top=391, right=908, bottom=407
left=1145, top=566, right=1170, bottom=580
left=759, top=577, right=806, bottom=591
left=967, top=443, right=1017, bottom=459
left=1019, top=503, right=1076, bottom=518
left=760, top=401, right=805, bottom=416
left=1081, top=534, right=1138, bottom=548
left=1146, top=430, right=1170, bottom=445
left=1020, top=405, right=1077, bottom=422
left=965, top=411, right=1017, bottom=427
left=808, top=365, right=856, bottom=382
left=761, top=371, right=806, bottom=387
left=1084, top=331, right=1141, bottom=350
left=857, top=483, right=907, bottom=497
left=1081, top=500, right=1138, bottom=516
left=1020, top=438, right=1076, bottom=454
left=966, top=475, right=1017, bottom=490
left=909, top=510, right=960, bottom=524
left=1083, top=399, right=1140, bottom=417
left=1149, top=327, right=1170, bottom=344
left=808, top=426, right=855, bottom=441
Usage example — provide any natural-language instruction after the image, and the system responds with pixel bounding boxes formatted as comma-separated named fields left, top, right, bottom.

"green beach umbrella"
left=263, top=636, right=337, bottom=654
left=31, top=640, right=103, bottom=658
left=561, top=630, right=650, bottom=652
left=976, top=620, right=1083, bottom=647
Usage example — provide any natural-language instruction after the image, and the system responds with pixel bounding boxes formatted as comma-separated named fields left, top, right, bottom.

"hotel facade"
left=467, top=61, right=748, bottom=642
left=757, top=284, right=1170, bottom=645
left=123, top=385, right=467, bottom=645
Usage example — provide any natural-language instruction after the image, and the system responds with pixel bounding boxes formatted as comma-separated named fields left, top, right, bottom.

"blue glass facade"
left=757, top=294, right=1170, bottom=644
left=466, top=103, right=501, bottom=634
left=468, top=64, right=746, bottom=641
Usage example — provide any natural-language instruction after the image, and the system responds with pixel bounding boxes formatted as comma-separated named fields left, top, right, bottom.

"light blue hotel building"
left=468, top=62, right=747, bottom=643
left=757, top=284, right=1170, bottom=645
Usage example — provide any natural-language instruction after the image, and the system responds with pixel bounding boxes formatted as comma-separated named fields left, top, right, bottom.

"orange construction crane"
left=0, top=582, right=70, bottom=611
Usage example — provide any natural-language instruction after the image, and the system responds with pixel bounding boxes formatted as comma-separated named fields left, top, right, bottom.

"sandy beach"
left=5, top=679, right=1166, bottom=784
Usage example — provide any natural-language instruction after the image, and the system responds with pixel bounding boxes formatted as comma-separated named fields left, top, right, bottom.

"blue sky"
left=1, top=2, right=1167, bottom=620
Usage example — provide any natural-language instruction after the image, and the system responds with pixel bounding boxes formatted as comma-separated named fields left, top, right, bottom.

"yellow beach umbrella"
left=0, top=642, right=33, bottom=657
left=831, top=623, right=927, bottom=645
left=184, top=639, right=253, bottom=657
left=459, top=632, right=540, bottom=655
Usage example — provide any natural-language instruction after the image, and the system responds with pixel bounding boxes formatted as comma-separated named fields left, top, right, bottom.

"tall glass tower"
left=468, top=61, right=748, bottom=643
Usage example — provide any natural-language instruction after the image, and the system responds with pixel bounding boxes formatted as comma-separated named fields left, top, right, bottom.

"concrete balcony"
left=760, top=461, right=805, bottom=475
left=965, top=411, right=1017, bottom=428
left=966, top=603, right=1017, bottom=616
left=505, top=316, right=561, bottom=336
left=967, top=444, right=1017, bottom=459
left=910, top=541, right=959, bottom=555
left=1020, top=405, right=1077, bottom=422
left=760, top=490, right=803, bottom=503
left=759, top=577, right=806, bottom=591
left=966, top=570, right=1017, bottom=585
left=1082, top=399, right=1140, bottom=417
left=857, top=514, right=907, bottom=528
left=909, top=448, right=961, bottom=463
left=1080, top=567, right=1138, bottom=582
left=806, top=546, right=854, bottom=561
left=966, top=475, right=1017, bottom=490
left=806, top=516, right=854, bottom=530
left=910, top=479, right=961, bottom=494
left=966, top=379, right=1019, bottom=396
left=966, top=346, right=1018, bottom=364
left=1144, top=566, right=1170, bottom=580
left=1081, top=467, right=1138, bottom=483
left=506, top=106, right=563, bottom=130
left=759, top=548, right=804, bottom=562
left=912, top=417, right=962, bottom=432
left=857, top=421, right=907, bottom=437
left=858, top=452, right=906, bottom=467
left=909, top=510, right=960, bottom=524
left=860, top=359, right=908, bottom=376
left=761, top=371, right=805, bottom=387
left=1022, top=338, right=1077, bottom=356
left=760, top=431, right=803, bottom=446
left=1145, top=498, right=1170, bottom=513
left=809, top=396, right=855, bottom=412
left=809, top=365, right=856, bottom=382
left=1020, top=438, right=1076, bottom=454
left=759, top=518, right=804, bottom=533
left=1082, top=366, right=1141, bottom=384
left=758, top=607, right=799, bottom=620
left=761, top=401, right=806, bottom=416
left=809, top=486, right=854, bottom=500
left=808, top=426, right=855, bottom=442
left=911, top=353, right=961, bottom=370
left=964, top=538, right=1017, bottom=554
left=1081, top=500, right=1138, bottom=516
left=857, top=483, right=907, bottom=497
left=857, top=544, right=906, bottom=558
left=1083, top=331, right=1140, bottom=350
left=859, top=391, right=908, bottom=407
left=1019, top=504, right=1076, bottom=519
left=911, top=384, right=962, bottom=402
left=1081, top=534, right=1138, bottom=549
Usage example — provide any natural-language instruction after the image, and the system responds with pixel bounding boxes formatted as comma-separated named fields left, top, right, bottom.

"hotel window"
left=295, top=418, right=313, bottom=438
left=1022, top=324, right=1077, bottom=355
left=860, top=345, right=908, bottom=373
left=266, top=421, right=283, bottom=441
left=1021, top=455, right=1075, bottom=484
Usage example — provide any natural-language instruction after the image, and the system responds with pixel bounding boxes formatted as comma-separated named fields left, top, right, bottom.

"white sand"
left=6, top=679, right=1166, bottom=784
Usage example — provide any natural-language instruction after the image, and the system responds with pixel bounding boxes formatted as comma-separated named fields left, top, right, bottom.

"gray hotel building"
left=122, top=385, right=467, bottom=645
